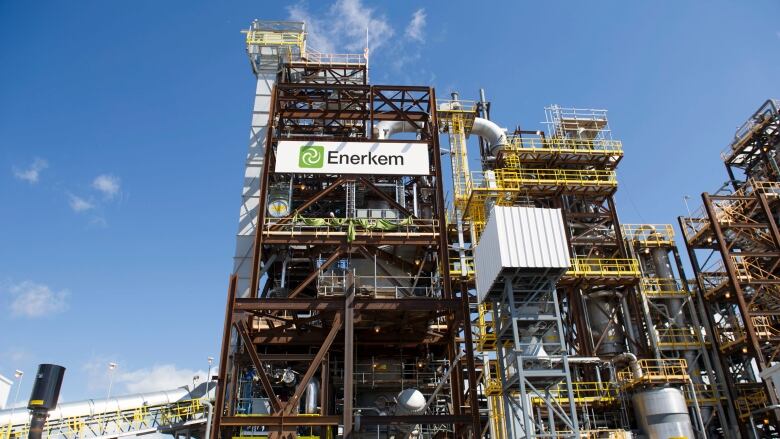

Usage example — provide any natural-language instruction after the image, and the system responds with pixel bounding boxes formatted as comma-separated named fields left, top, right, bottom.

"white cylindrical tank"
left=632, top=387, right=695, bottom=439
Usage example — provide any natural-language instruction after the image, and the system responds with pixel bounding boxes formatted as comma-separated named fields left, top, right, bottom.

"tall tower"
left=212, top=20, right=479, bottom=439
left=680, top=99, right=780, bottom=437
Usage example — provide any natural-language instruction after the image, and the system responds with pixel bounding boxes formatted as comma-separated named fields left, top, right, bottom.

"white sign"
left=275, top=141, right=430, bottom=175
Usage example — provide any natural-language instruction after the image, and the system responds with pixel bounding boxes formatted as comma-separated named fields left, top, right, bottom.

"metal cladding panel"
left=475, top=206, right=570, bottom=302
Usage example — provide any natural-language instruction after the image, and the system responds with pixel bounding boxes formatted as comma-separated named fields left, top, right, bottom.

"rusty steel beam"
left=234, top=297, right=463, bottom=312
left=357, top=176, right=415, bottom=218
left=359, top=415, right=473, bottom=425
left=261, top=235, right=438, bottom=246
left=248, top=86, right=279, bottom=298
left=283, top=313, right=343, bottom=415
left=288, top=246, right=345, bottom=298
left=268, top=176, right=349, bottom=231
left=211, top=274, right=237, bottom=439
left=235, top=320, right=282, bottom=413
left=219, top=415, right=341, bottom=427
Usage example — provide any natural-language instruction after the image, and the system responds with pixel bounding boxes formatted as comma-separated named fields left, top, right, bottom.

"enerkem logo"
left=298, top=145, right=324, bottom=168
left=326, top=150, right=404, bottom=166
left=277, top=141, right=429, bottom=176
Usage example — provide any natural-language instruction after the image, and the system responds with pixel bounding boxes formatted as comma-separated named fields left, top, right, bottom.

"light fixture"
left=108, top=362, right=118, bottom=371
left=14, top=370, right=23, bottom=379
left=373, top=325, right=381, bottom=333
left=208, top=356, right=214, bottom=365
left=725, top=292, right=731, bottom=299
left=741, top=346, right=749, bottom=354
left=417, top=361, right=424, bottom=368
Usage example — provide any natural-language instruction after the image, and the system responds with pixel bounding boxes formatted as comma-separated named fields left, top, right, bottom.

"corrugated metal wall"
left=475, top=206, right=570, bottom=301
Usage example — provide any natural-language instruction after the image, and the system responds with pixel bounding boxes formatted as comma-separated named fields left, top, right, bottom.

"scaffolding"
left=679, top=98, right=780, bottom=438
left=213, top=21, right=479, bottom=439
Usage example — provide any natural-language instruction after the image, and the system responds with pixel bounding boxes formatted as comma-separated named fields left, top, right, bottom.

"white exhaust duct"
left=373, top=121, right=420, bottom=139
left=471, top=117, right=508, bottom=155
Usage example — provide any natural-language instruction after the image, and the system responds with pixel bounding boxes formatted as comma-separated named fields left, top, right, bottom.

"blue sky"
left=1, top=0, right=779, bottom=404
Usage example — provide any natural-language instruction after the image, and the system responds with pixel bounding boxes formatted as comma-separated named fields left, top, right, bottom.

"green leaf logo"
left=299, top=145, right=324, bottom=168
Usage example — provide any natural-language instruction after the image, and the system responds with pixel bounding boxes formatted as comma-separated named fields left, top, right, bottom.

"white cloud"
left=8, top=281, right=69, bottom=317
left=405, top=9, right=426, bottom=42
left=288, top=3, right=335, bottom=54
left=92, top=174, right=120, bottom=199
left=287, top=0, right=394, bottom=54
left=118, top=364, right=205, bottom=394
left=12, top=158, right=48, bottom=184
left=67, top=193, right=94, bottom=212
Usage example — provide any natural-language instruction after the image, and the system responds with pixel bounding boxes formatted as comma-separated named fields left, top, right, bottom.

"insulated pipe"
left=611, top=352, right=643, bottom=379
left=0, top=384, right=207, bottom=427
left=471, top=117, right=508, bottom=155
left=304, top=377, right=319, bottom=414
left=201, top=400, right=213, bottom=439
left=373, top=121, right=420, bottom=139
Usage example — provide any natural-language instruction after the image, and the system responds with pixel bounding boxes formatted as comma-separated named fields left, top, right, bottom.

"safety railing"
left=504, top=136, right=623, bottom=156
left=317, top=273, right=438, bottom=298
left=436, top=99, right=478, bottom=115
left=735, top=389, right=769, bottom=419
left=475, top=303, right=497, bottom=351
left=2, top=399, right=204, bottom=439
left=698, top=270, right=729, bottom=298
left=617, top=359, right=689, bottom=389
left=482, top=360, right=502, bottom=396
left=352, top=361, right=445, bottom=388
left=621, top=224, right=675, bottom=246
left=714, top=320, right=747, bottom=353
left=468, top=168, right=617, bottom=192
left=732, top=255, right=780, bottom=282
left=683, top=383, right=727, bottom=406
left=655, top=327, right=704, bottom=348
left=301, top=48, right=366, bottom=65
left=640, top=278, right=689, bottom=297
left=450, top=255, right=474, bottom=278
left=244, top=29, right=305, bottom=48
left=749, top=179, right=780, bottom=196
left=263, top=217, right=439, bottom=242
left=529, top=381, right=619, bottom=406
left=753, top=316, right=780, bottom=340
left=567, top=258, right=641, bottom=278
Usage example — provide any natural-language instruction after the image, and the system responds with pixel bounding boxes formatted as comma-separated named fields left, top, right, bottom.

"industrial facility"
left=2, top=17, right=779, bottom=439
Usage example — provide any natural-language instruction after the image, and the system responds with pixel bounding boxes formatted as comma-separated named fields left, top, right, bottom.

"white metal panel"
left=475, top=206, right=570, bottom=302
left=0, top=374, right=10, bottom=410
left=233, top=71, right=275, bottom=298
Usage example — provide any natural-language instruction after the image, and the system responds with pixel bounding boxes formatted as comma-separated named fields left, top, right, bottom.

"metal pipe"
left=471, top=117, right=507, bottom=155
left=304, top=377, right=319, bottom=414
left=201, top=400, right=213, bottom=439
left=0, top=385, right=207, bottom=427
left=611, top=352, right=642, bottom=379
left=373, top=121, right=420, bottom=139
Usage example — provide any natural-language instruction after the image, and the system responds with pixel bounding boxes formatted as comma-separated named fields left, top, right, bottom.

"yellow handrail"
left=568, top=258, right=640, bottom=277
left=621, top=224, right=675, bottom=246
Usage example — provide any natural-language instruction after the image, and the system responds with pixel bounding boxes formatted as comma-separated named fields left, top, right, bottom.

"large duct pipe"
left=471, top=117, right=508, bottom=155
left=611, top=352, right=643, bottom=379
left=373, top=121, right=420, bottom=140
left=303, top=377, right=319, bottom=414
left=0, top=383, right=208, bottom=427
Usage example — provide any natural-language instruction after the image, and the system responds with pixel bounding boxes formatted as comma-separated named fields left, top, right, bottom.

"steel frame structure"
left=679, top=99, right=780, bottom=438
left=213, top=21, right=479, bottom=439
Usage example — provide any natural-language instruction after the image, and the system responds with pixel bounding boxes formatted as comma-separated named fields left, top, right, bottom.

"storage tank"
left=632, top=387, right=694, bottom=439
left=585, top=291, right=626, bottom=356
